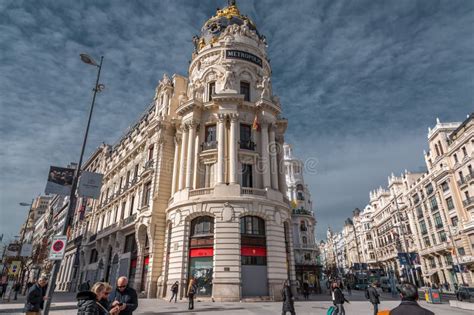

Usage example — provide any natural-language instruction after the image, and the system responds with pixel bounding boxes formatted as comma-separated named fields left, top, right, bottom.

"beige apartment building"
left=340, top=113, right=473, bottom=287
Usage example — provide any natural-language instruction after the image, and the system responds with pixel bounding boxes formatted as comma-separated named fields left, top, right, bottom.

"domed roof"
left=200, top=0, right=259, bottom=41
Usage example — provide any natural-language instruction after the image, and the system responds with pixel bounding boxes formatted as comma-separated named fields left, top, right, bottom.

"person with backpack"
left=331, top=282, right=347, bottom=315
left=187, top=277, right=197, bottom=310
left=365, top=282, right=380, bottom=315
left=169, top=281, right=179, bottom=303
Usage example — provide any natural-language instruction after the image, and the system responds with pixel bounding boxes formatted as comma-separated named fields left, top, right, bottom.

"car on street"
left=456, top=286, right=474, bottom=301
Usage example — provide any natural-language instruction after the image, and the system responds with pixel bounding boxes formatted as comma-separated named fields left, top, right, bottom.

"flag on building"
left=252, top=113, right=260, bottom=131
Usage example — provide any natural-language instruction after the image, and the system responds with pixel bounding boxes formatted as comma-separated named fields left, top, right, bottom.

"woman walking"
left=187, top=278, right=198, bottom=310
left=282, top=280, right=296, bottom=315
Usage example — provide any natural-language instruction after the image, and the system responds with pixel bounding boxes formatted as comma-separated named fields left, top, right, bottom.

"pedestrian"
left=13, top=282, right=21, bottom=300
left=282, top=280, right=295, bottom=315
left=169, top=281, right=179, bottom=303
left=302, top=281, right=309, bottom=300
left=390, top=282, right=434, bottom=315
left=331, top=282, right=347, bottom=315
left=109, top=277, right=138, bottom=315
left=346, top=281, right=352, bottom=296
left=24, top=276, right=48, bottom=315
left=365, top=282, right=380, bottom=315
left=77, top=281, right=120, bottom=315
left=187, top=277, right=197, bottom=310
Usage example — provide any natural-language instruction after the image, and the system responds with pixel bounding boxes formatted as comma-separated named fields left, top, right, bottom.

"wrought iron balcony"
left=292, top=208, right=313, bottom=216
left=239, top=140, right=256, bottom=151
left=123, top=213, right=137, bottom=227
left=463, top=197, right=474, bottom=207
left=201, top=141, right=217, bottom=151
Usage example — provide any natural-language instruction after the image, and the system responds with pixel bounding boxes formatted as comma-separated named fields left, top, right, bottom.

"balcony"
left=462, top=197, right=474, bottom=208
left=241, top=187, right=266, bottom=197
left=189, top=187, right=214, bottom=197
left=239, top=140, right=256, bottom=151
left=122, top=213, right=137, bottom=227
left=292, top=208, right=314, bottom=217
left=201, top=141, right=217, bottom=151
left=458, top=177, right=467, bottom=188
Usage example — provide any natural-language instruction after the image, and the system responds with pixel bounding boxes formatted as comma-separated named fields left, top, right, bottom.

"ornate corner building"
left=55, top=1, right=296, bottom=301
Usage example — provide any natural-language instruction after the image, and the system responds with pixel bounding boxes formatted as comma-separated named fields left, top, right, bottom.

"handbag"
left=326, top=305, right=336, bottom=315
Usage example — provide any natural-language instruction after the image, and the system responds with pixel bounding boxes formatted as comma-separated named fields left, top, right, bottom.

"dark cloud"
left=0, top=0, right=473, bottom=241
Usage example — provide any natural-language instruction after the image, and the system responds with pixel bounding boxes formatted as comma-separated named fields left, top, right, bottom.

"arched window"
left=302, top=236, right=307, bottom=245
left=300, top=220, right=307, bottom=231
left=191, top=216, right=214, bottom=236
left=240, top=216, right=265, bottom=236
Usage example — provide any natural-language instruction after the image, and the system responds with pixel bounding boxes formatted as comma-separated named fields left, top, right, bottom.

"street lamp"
left=43, top=54, right=104, bottom=315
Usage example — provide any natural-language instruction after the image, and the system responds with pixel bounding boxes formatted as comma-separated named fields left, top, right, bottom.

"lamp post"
left=43, top=54, right=104, bottom=315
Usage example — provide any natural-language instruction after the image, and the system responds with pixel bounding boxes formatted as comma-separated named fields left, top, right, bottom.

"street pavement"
left=1, top=289, right=471, bottom=314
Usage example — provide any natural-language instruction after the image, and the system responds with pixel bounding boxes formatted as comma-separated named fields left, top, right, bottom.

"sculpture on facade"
left=258, top=75, right=271, bottom=100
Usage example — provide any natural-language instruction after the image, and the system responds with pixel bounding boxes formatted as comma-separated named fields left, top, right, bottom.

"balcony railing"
left=143, top=159, right=154, bottom=170
left=463, top=197, right=474, bottom=207
left=201, top=141, right=217, bottom=151
left=241, top=187, right=266, bottom=197
left=458, top=178, right=466, bottom=186
left=189, top=187, right=214, bottom=197
left=292, top=208, right=314, bottom=216
left=123, top=213, right=137, bottom=227
left=239, top=140, right=256, bottom=151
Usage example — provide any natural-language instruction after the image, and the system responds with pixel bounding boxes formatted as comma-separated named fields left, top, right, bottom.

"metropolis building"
left=59, top=1, right=296, bottom=301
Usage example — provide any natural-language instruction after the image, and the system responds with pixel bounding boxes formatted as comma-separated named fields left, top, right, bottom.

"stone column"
left=178, top=125, right=188, bottom=190
left=276, top=136, right=286, bottom=194
left=171, top=136, right=180, bottom=194
left=217, top=114, right=226, bottom=184
left=229, top=114, right=239, bottom=184
left=186, top=123, right=196, bottom=189
left=269, top=125, right=279, bottom=190
left=261, top=123, right=271, bottom=188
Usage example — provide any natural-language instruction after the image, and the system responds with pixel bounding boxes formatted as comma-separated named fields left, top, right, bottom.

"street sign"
left=78, top=171, right=103, bottom=199
left=20, top=243, right=33, bottom=257
left=48, top=236, right=67, bottom=260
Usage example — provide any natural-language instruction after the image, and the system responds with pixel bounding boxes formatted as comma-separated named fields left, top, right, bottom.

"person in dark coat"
left=13, top=282, right=21, bottom=300
left=109, top=277, right=138, bottom=315
left=24, top=276, right=48, bottom=315
left=77, top=290, right=99, bottom=315
left=281, top=280, right=295, bottom=315
left=169, top=281, right=179, bottom=303
left=302, top=281, right=309, bottom=300
left=365, top=282, right=380, bottom=315
left=390, top=282, right=434, bottom=315
left=187, top=277, right=198, bottom=310
left=331, top=282, right=347, bottom=315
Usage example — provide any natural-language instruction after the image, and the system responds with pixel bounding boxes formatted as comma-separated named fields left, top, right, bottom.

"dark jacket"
left=281, top=285, right=295, bottom=312
left=77, top=291, right=99, bottom=315
left=25, top=284, right=44, bottom=312
left=390, top=300, right=435, bottom=315
left=171, top=283, right=179, bottom=293
left=366, top=286, right=380, bottom=304
left=332, top=287, right=346, bottom=304
left=109, top=286, right=138, bottom=315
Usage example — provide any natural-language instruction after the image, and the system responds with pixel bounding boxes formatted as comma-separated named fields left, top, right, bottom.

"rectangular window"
left=148, top=145, right=154, bottom=161
left=430, top=197, right=438, bottom=211
left=425, top=183, right=433, bottom=195
left=121, top=201, right=126, bottom=220
left=240, top=81, right=250, bottom=101
left=419, top=220, right=427, bottom=235
left=451, top=216, right=458, bottom=227
left=241, top=164, right=253, bottom=188
left=240, top=124, right=254, bottom=150
left=205, top=124, right=216, bottom=142
left=458, top=247, right=466, bottom=256
left=446, top=197, right=454, bottom=210
left=129, top=196, right=135, bottom=216
left=126, top=170, right=131, bottom=186
left=438, top=231, right=447, bottom=242
left=424, top=236, right=431, bottom=247
left=433, top=212, right=443, bottom=228
left=124, top=234, right=136, bottom=253
left=134, top=164, right=139, bottom=179
left=416, top=206, right=423, bottom=218
left=142, top=182, right=152, bottom=207
left=431, top=233, right=437, bottom=245
left=441, top=181, right=449, bottom=192
left=208, top=82, right=215, bottom=101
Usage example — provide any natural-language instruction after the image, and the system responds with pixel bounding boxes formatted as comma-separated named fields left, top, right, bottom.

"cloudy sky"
left=1, top=0, right=473, bottom=241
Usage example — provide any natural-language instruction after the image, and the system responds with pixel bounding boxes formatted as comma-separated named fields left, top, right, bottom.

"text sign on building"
left=78, top=171, right=103, bottom=199
left=225, top=50, right=262, bottom=67
left=48, top=236, right=67, bottom=260
left=20, top=243, right=33, bottom=257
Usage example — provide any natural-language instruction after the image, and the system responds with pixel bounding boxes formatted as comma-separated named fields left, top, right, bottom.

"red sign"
left=144, top=256, right=149, bottom=266
left=190, top=248, right=214, bottom=257
left=52, top=240, right=64, bottom=252
left=241, top=247, right=266, bottom=257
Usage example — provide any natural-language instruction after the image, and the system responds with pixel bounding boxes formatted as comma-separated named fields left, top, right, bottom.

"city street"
left=1, top=290, right=472, bottom=314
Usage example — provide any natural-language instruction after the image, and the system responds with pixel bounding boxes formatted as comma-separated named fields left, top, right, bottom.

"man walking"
left=331, top=282, right=347, bottom=315
left=169, top=281, right=179, bottom=303
left=390, top=282, right=434, bottom=315
left=109, top=277, right=138, bottom=315
left=24, top=276, right=48, bottom=315
left=365, top=282, right=380, bottom=315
